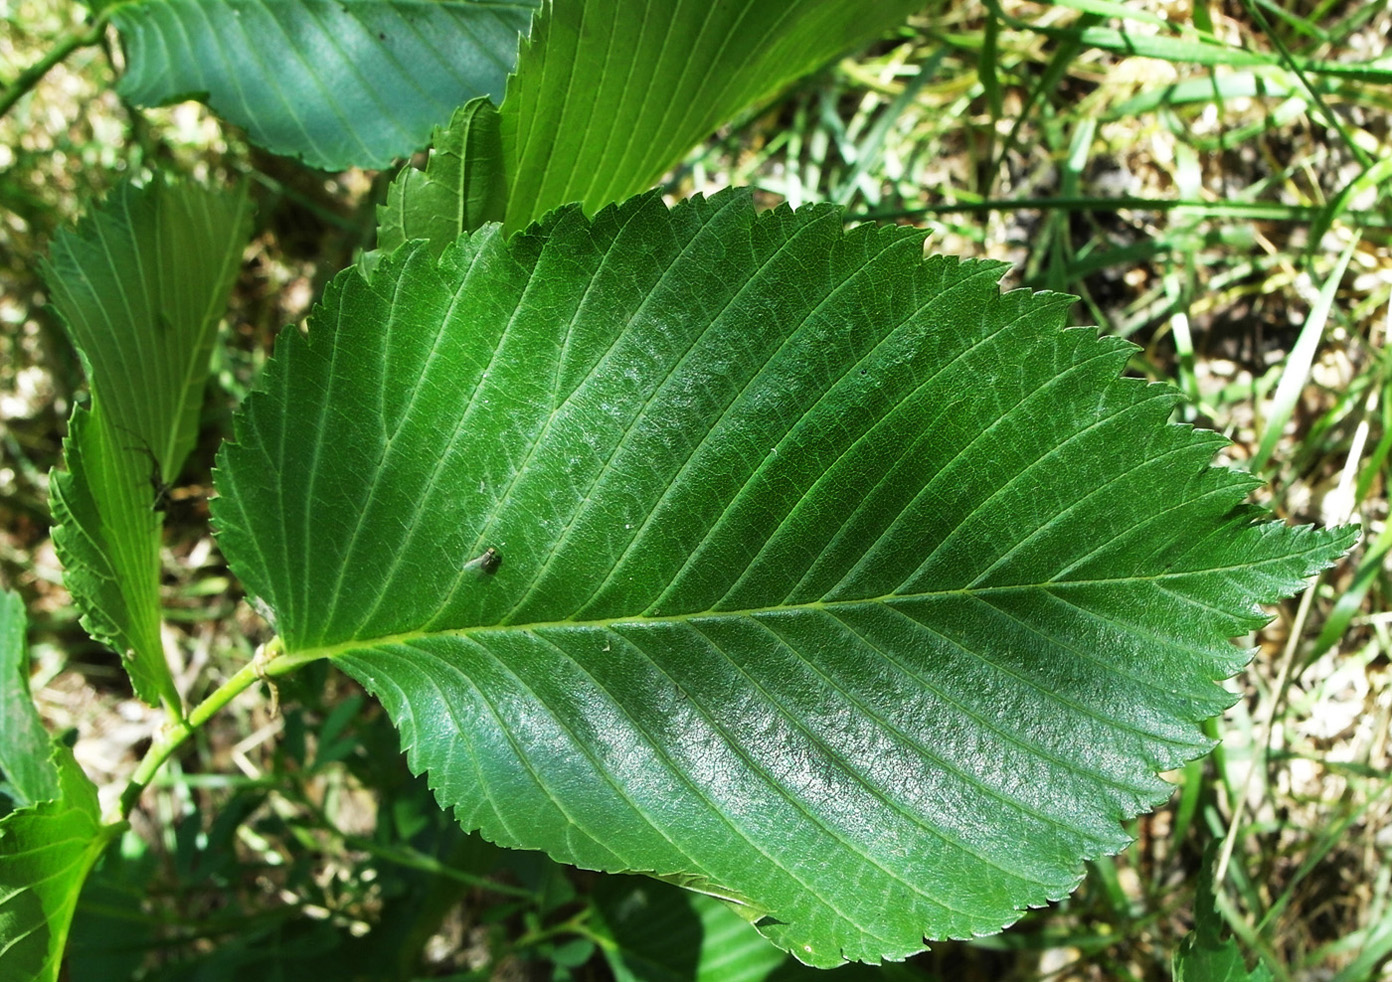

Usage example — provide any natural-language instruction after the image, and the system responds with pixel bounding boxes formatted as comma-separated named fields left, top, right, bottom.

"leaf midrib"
left=284, top=565, right=1273, bottom=663
left=329, top=577, right=1179, bottom=928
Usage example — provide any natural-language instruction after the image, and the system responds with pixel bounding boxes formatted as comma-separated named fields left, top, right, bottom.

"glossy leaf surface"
left=214, top=191, right=1354, bottom=964
left=43, top=180, right=252, bottom=708
left=113, top=0, right=535, bottom=170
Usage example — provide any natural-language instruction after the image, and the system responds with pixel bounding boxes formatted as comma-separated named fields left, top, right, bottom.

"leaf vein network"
left=814, top=607, right=1164, bottom=805
left=567, top=206, right=850, bottom=618
left=495, top=197, right=748, bottom=620
left=618, top=623, right=950, bottom=933
left=335, top=261, right=485, bottom=635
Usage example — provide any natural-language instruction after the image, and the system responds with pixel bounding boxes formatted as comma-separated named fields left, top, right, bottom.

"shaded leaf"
left=0, top=744, right=121, bottom=982
left=1173, top=863, right=1274, bottom=982
left=48, top=406, right=170, bottom=708
left=213, top=190, right=1355, bottom=965
left=63, top=842, right=158, bottom=982
left=113, top=0, right=536, bottom=171
left=42, top=179, right=253, bottom=708
left=0, top=591, right=59, bottom=808
left=498, top=0, right=922, bottom=231
left=594, top=876, right=787, bottom=982
left=376, top=97, right=507, bottom=261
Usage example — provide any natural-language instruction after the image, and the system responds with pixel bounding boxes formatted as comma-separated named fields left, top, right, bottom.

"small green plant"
left=1, top=1, right=1379, bottom=979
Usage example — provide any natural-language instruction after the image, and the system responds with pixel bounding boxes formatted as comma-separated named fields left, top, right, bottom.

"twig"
left=0, top=16, right=109, bottom=122
left=113, top=638, right=284, bottom=823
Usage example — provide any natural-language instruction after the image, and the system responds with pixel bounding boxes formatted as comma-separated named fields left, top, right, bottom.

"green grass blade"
left=1309, top=520, right=1392, bottom=661
left=1251, top=238, right=1357, bottom=473
left=1049, top=0, right=1168, bottom=27
left=1353, top=383, right=1392, bottom=506
left=1106, top=70, right=1309, bottom=119
left=1309, top=156, right=1392, bottom=254
left=1064, top=25, right=1392, bottom=82
left=830, top=50, right=944, bottom=207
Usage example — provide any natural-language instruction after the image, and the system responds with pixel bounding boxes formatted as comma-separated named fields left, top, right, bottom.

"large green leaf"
left=0, top=744, right=121, bottom=982
left=42, top=179, right=253, bottom=709
left=0, top=591, right=59, bottom=809
left=498, top=0, right=921, bottom=231
left=212, top=190, right=1354, bottom=965
left=112, top=0, right=536, bottom=171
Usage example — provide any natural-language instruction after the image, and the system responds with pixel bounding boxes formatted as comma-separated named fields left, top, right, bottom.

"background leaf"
left=213, top=190, right=1355, bottom=965
left=1172, top=855, right=1274, bottom=982
left=0, top=590, right=59, bottom=809
left=112, top=0, right=536, bottom=171
left=0, top=744, right=121, bottom=982
left=498, top=0, right=922, bottom=231
left=592, top=877, right=922, bottom=982
left=593, top=876, right=791, bottom=982
left=42, top=179, right=253, bottom=709
left=375, top=97, right=506, bottom=259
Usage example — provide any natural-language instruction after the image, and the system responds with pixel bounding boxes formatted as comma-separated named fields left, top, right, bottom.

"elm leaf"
left=0, top=591, right=59, bottom=808
left=43, top=179, right=252, bottom=709
left=0, top=744, right=121, bottom=982
left=498, top=0, right=922, bottom=231
left=113, top=0, right=535, bottom=171
left=212, top=190, right=1355, bottom=965
left=1173, top=860, right=1274, bottom=982
left=376, top=97, right=507, bottom=259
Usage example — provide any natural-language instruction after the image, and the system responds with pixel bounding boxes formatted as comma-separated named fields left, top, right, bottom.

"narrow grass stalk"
left=853, top=197, right=1392, bottom=225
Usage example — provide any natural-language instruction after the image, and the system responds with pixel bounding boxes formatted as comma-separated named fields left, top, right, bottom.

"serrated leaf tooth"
left=216, top=191, right=1355, bottom=964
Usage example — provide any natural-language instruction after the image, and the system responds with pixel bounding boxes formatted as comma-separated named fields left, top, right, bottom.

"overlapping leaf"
left=0, top=594, right=114, bottom=982
left=376, top=97, right=506, bottom=260
left=0, top=591, right=58, bottom=809
left=113, top=0, right=535, bottom=171
left=1172, top=858, right=1273, bottom=982
left=43, top=179, right=252, bottom=709
left=594, top=877, right=793, bottom=982
left=498, top=0, right=922, bottom=230
left=0, top=740, right=119, bottom=982
left=213, top=190, right=1354, bottom=965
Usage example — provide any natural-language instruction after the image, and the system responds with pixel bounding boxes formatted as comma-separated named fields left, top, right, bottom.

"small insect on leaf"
left=115, top=423, right=171, bottom=511
left=464, top=546, right=502, bottom=576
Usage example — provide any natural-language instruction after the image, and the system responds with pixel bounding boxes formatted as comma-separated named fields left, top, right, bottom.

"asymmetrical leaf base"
left=214, top=191, right=1355, bottom=965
